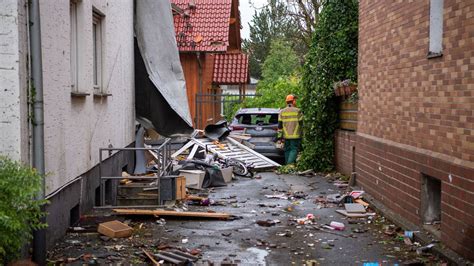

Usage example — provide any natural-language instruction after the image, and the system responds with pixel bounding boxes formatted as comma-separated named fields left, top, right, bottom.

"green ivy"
left=298, top=0, right=358, bottom=171
left=0, top=156, right=48, bottom=263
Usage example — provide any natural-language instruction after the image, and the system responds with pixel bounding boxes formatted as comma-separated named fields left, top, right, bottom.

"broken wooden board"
left=336, top=209, right=376, bottom=218
left=113, top=209, right=230, bottom=219
left=355, top=198, right=369, bottom=207
left=142, top=249, right=160, bottom=265
left=185, top=195, right=207, bottom=201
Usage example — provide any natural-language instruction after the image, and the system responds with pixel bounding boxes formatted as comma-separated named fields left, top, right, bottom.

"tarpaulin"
left=135, top=0, right=194, bottom=136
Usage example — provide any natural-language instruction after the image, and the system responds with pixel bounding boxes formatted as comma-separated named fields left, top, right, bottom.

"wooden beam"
left=142, top=249, right=160, bottom=266
left=113, top=209, right=230, bottom=219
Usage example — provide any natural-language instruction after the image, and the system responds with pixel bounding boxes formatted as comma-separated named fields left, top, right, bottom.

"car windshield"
left=235, top=113, right=278, bottom=125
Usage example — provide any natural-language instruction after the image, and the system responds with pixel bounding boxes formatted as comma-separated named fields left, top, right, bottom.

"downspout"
left=196, top=52, right=203, bottom=128
left=29, top=0, right=46, bottom=264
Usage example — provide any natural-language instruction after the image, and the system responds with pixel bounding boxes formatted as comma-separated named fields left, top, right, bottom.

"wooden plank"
left=176, top=176, right=186, bottom=200
left=113, top=209, right=230, bottom=219
left=142, top=249, right=160, bottom=266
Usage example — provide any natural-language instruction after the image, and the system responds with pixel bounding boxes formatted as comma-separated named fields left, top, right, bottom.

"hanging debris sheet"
left=135, top=0, right=194, bottom=136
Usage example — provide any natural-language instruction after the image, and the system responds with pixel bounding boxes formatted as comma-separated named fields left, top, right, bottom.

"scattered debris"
left=329, top=221, right=345, bottom=231
left=416, top=243, right=435, bottom=255
left=155, top=250, right=198, bottom=264
left=265, top=193, right=288, bottom=200
left=256, top=219, right=280, bottom=227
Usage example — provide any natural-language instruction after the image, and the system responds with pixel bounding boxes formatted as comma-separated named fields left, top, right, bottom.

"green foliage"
left=232, top=39, right=302, bottom=116
left=242, top=75, right=302, bottom=110
left=261, top=40, right=300, bottom=81
left=298, top=0, right=358, bottom=171
left=243, top=0, right=299, bottom=78
left=276, top=164, right=298, bottom=174
left=0, top=156, right=48, bottom=263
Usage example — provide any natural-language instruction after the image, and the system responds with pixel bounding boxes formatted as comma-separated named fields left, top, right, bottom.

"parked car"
left=229, top=108, right=284, bottom=160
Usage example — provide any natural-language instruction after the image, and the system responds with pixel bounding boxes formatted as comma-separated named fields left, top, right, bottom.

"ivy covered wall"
left=298, top=0, right=359, bottom=171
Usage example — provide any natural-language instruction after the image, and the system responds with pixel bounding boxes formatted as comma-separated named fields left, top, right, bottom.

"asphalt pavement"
left=48, top=171, right=445, bottom=265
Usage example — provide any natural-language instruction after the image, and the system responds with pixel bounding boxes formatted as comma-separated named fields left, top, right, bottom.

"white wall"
left=0, top=0, right=29, bottom=163
left=39, top=0, right=135, bottom=195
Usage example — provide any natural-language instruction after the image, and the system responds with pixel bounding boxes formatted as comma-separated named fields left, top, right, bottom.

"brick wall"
left=334, top=130, right=356, bottom=177
left=358, top=0, right=474, bottom=162
left=356, top=0, right=474, bottom=260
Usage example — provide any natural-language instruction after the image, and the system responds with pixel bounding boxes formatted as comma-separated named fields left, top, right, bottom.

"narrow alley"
left=48, top=172, right=445, bottom=265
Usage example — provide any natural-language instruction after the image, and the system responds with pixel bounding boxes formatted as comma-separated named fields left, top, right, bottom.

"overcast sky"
left=240, top=0, right=267, bottom=40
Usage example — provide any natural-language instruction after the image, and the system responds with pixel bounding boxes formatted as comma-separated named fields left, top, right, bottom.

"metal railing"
left=97, top=138, right=171, bottom=208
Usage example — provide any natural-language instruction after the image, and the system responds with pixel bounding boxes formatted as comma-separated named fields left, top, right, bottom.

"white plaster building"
left=0, top=0, right=135, bottom=247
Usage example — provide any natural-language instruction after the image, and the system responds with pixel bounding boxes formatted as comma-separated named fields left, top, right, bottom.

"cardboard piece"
left=98, top=220, right=133, bottom=238
left=344, top=203, right=366, bottom=213
left=336, top=209, right=375, bottom=218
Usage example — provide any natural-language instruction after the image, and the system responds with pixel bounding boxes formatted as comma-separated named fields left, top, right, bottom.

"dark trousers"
left=284, top=138, right=301, bottom=164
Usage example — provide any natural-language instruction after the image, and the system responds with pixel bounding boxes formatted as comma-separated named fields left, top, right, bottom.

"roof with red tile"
left=172, top=0, right=232, bottom=52
left=213, top=53, right=249, bottom=84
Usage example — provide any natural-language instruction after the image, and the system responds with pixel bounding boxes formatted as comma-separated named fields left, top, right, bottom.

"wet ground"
left=48, top=172, right=446, bottom=265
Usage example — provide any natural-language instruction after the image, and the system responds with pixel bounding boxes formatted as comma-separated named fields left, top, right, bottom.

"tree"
left=243, top=0, right=294, bottom=79
left=243, top=0, right=321, bottom=79
left=233, top=40, right=301, bottom=113
left=281, top=0, right=321, bottom=48
left=298, top=0, right=358, bottom=171
left=261, top=39, right=300, bottom=81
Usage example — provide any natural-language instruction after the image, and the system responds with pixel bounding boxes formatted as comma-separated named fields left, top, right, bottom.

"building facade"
left=0, top=0, right=135, bottom=247
left=336, top=0, right=474, bottom=259
left=171, top=0, right=249, bottom=129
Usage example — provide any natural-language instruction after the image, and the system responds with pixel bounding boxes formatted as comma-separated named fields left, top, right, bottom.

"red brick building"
left=336, top=0, right=474, bottom=259
left=171, top=0, right=249, bottom=129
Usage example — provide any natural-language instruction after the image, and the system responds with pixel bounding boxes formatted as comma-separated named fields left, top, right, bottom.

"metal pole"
left=29, top=0, right=46, bottom=263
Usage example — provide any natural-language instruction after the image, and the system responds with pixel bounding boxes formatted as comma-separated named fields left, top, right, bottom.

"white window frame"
left=428, top=0, right=444, bottom=58
left=70, top=1, right=78, bottom=92
left=92, top=11, right=104, bottom=93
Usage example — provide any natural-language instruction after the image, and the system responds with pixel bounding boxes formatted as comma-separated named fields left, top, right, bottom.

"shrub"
left=0, top=156, right=48, bottom=263
left=298, top=0, right=358, bottom=171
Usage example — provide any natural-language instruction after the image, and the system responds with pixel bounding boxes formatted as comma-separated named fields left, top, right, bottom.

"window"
left=236, top=114, right=279, bottom=125
left=70, top=1, right=78, bottom=91
left=92, top=11, right=103, bottom=92
left=428, top=0, right=444, bottom=58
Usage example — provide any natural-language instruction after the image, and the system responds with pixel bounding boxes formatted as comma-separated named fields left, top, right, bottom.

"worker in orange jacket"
left=277, top=94, right=303, bottom=164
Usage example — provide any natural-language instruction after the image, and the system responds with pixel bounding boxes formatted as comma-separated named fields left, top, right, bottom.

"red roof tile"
left=172, top=0, right=232, bottom=52
left=213, top=53, right=249, bottom=84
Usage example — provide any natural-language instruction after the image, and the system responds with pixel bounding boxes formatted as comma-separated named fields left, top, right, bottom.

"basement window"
left=69, top=204, right=80, bottom=227
left=421, top=174, right=441, bottom=236
left=428, top=0, right=444, bottom=58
